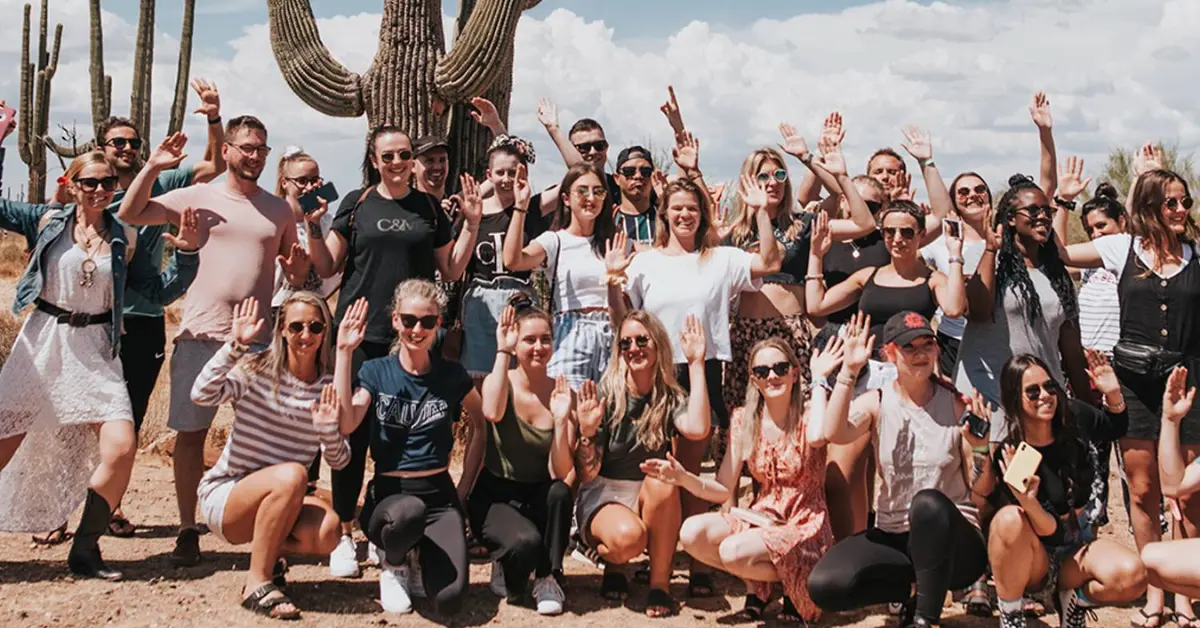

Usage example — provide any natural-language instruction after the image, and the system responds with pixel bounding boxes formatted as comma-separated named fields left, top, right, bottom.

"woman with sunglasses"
left=302, top=125, right=484, bottom=579
left=503, top=163, right=616, bottom=389
left=0, top=149, right=199, bottom=581
left=809, top=311, right=991, bottom=628
left=564, top=311, right=711, bottom=617
left=335, top=280, right=486, bottom=616
left=272, top=147, right=340, bottom=319
left=192, top=294, right=350, bottom=620
left=641, top=336, right=842, bottom=623
left=1053, top=168, right=1200, bottom=628
left=471, top=303, right=572, bottom=614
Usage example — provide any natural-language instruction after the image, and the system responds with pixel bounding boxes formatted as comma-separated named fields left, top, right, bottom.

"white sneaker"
left=532, top=574, right=565, bottom=616
left=329, top=534, right=361, bottom=578
left=379, top=563, right=413, bottom=614
left=490, top=559, right=507, bottom=597
left=366, top=541, right=380, bottom=566
left=408, top=551, right=427, bottom=599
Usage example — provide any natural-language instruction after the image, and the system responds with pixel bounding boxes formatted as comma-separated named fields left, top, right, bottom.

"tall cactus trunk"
left=130, top=0, right=155, bottom=159
left=166, top=0, right=197, bottom=136
left=359, top=0, right=446, bottom=135
left=18, top=0, right=62, bottom=204
left=87, top=0, right=110, bottom=142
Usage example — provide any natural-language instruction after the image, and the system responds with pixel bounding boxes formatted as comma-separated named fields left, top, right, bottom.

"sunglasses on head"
left=287, top=176, right=321, bottom=187
left=956, top=184, right=988, bottom=197
left=619, top=166, right=653, bottom=178
left=1023, top=379, right=1060, bottom=401
left=882, top=226, right=916, bottom=240
left=618, top=335, right=651, bottom=351
left=379, top=150, right=414, bottom=163
left=1016, top=204, right=1053, bottom=220
left=508, top=293, right=534, bottom=311
left=574, top=140, right=609, bottom=154
left=286, top=321, right=326, bottom=334
left=398, top=313, right=439, bottom=329
left=74, top=176, right=119, bottom=192
left=1166, top=196, right=1195, bottom=211
left=104, top=137, right=143, bottom=151
left=751, top=361, right=792, bottom=379
left=755, top=169, right=788, bottom=184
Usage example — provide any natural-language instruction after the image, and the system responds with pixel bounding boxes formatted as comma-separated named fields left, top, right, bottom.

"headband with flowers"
left=487, top=134, right=536, bottom=166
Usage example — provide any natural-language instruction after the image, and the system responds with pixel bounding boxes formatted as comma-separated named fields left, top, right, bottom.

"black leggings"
left=360, top=472, right=468, bottom=617
left=808, top=489, right=987, bottom=624
left=675, top=358, right=727, bottom=429
left=467, top=470, right=572, bottom=598
left=331, top=340, right=392, bottom=522
left=120, top=316, right=166, bottom=434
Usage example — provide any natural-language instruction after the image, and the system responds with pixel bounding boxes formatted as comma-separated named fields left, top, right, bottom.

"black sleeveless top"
left=1116, top=238, right=1200, bottom=355
left=858, top=266, right=938, bottom=348
left=822, top=232, right=891, bottom=324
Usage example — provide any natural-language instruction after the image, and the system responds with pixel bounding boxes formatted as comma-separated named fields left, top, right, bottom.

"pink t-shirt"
left=155, top=182, right=292, bottom=343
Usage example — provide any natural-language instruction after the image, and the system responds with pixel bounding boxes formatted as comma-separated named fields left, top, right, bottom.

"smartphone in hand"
left=1003, top=442, right=1043, bottom=493
left=299, top=181, right=339, bottom=214
left=962, top=411, right=990, bottom=440
left=946, top=218, right=962, bottom=240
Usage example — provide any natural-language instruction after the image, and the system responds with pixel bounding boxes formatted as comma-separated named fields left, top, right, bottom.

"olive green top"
left=484, top=390, right=554, bottom=484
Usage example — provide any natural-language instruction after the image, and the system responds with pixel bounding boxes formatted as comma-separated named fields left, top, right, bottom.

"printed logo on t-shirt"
left=375, top=392, right=449, bottom=432
left=377, top=218, right=415, bottom=232
left=474, top=232, right=507, bottom=275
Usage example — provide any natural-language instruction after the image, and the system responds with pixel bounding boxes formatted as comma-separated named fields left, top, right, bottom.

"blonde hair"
left=275, top=149, right=318, bottom=196
left=388, top=279, right=446, bottom=355
left=726, top=148, right=795, bottom=250
left=241, top=291, right=334, bottom=399
left=598, top=311, right=687, bottom=453
left=654, top=178, right=717, bottom=256
left=732, top=338, right=808, bottom=466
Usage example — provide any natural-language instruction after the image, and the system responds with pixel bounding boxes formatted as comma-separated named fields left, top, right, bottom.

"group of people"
left=0, top=79, right=1197, bottom=628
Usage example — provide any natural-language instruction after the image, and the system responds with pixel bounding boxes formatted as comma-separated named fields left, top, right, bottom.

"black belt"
left=36, top=299, right=111, bottom=327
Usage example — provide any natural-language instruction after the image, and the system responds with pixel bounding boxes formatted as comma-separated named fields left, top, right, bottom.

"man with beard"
left=118, top=116, right=311, bottom=566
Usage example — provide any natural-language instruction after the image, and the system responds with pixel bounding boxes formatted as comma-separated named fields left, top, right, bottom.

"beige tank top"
left=873, top=383, right=979, bottom=533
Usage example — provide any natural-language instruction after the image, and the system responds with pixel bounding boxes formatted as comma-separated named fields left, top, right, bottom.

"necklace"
left=74, top=216, right=107, bottom=288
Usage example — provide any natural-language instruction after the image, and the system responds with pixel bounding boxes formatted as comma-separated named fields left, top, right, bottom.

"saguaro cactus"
left=266, top=0, right=542, bottom=183
left=17, top=0, right=63, bottom=204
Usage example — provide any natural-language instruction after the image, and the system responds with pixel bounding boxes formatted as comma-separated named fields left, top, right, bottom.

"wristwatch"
left=1054, top=197, right=1077, bottom=210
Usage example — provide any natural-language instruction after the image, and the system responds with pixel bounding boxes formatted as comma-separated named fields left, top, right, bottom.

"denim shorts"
left=460, top=277, right=535, bottom=376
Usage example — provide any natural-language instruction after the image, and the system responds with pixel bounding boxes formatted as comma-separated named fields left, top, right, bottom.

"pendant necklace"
left=75, top=218, right=105, bottom=288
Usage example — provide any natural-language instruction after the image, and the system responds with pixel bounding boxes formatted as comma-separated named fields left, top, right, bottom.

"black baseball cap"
left=881, top=311, right=936, bottom=347
left=616, top=145, right=654, bottom=169
left=414, top=135, right=450, bottom=156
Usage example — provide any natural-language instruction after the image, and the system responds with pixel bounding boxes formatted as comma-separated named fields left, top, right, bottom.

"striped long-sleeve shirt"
left=194, top=342, right=349, bottom=495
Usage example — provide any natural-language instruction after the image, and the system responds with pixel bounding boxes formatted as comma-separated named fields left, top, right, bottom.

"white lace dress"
left=0, top=232, right=133, bottom=532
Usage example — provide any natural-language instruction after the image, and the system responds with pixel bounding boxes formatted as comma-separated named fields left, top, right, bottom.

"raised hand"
left=1162, top=366, right=1196, bottom=423
left=680, top=314, right=706, bottom=365
left=1057, top=156, right=1092, bottom=201
left=604, top=231, right=636, bottom=276
left=817, top=145, right=848, bottom=177
left=659, top=85, right=685, bottom=135
left=962, top=390, right=993, bottom=449
left=0, top=100, right=15, bottom=144
left=514, top=164, right=532, bottom=210
left=469, top=97, right=502, bottom=130
left=810, top=333, right=845, bottom=380
left=190, top=78, right=221, bottom=120
left=312, top=383, right=341, bottom=430
left=278, top=242, right=310, bottom=279
left=900, top=124, right=933, bottom=162
left=230, top=297, right=264, bottom=347
left=673, top=130, right=700, bottom=172
left=777, top=123, right=811, bottom=162
left=1029, top=91, right=1052, bottom=130
left=708, top=182, right=726, bottom=206
left=337, top=297, right=368, bottom=352
left=811, top=211, right=832, bottom=257
left=739, top=173, right=769, bottom=211
left=639, top=452, right=686, bottom=486
left=984, top=211, right=1005, bottom=251
left=841, top=312, right=874, bottom=374
left=1084, top=349, right=1121, bottom=397
left=496, top=305, right=519, bottom=354
left=997, top=444, right=1039, bottom=501
left=821, top=112, right=845, bottom=149
left=148, top=133, right=188, bottom=170
left=576, top=380, right=603, bottom=438
left=459, top=173, right=483, bottom=225
left=652, top=169, right=668, bottom=201
left=1133, top=142, right=1164, bottom=177
left=549, top=375, right=573, bottom=426
left=162, top=207, right=201, bottom=252
left=890, top=171, right=915, bottom=202
left=536, top=97, right=559, bottom=130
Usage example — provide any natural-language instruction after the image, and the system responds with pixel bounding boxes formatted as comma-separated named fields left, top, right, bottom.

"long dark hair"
left=1080, top=182, right=1126, bottom=234
left=1128, top=169, right=1198, bottom=274
left=949, top=171, right=992, bottom=214
left=993, top=174, right=1077, bottom=321
left=361, top=125, right=409, bottom=188
left=553, top=163, right=613, bottom=258
left=999, top=354, right=1083, bottom=504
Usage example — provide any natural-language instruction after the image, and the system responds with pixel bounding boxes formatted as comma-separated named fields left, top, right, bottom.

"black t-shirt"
left=332, top=187, right=452, bottom=342
left=455, top=206, right=548, bottom=283
left=822, top=231, right=890, bottom=325
left=598, top=393, right=683, bottom=482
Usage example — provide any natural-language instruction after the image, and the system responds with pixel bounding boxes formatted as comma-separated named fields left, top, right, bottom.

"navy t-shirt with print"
left=454, top=207, right=548, bottom=283
left=332, top=187, right=452, bottom=342
left=360, top=355, right=474, bottom=473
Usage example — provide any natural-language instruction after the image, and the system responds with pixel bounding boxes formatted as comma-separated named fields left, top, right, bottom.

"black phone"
left=299, top=181, right=339, bottom=213
left=962, top=411, right=990, bottom=440
left=946, top=219, right=962, bottom=239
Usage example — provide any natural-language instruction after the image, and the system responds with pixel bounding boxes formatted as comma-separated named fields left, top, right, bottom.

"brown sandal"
left=32, top=522, right=71, bottom=546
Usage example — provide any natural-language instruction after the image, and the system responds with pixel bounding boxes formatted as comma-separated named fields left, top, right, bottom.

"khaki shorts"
left=167, top=339, right=225, bottom=433
left=576, top=476, right=642, bottom=548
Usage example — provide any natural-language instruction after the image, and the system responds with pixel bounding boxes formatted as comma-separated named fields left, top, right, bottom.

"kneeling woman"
left=982, top=352, right=1146, bottom=628
left=643, top=337, right=842, bottom=622
left=336, top=281, right=486, bottom=616
left=194, top=295, right=350, bottom=620
left=808, top=312, right=990, bottom=628
left=564, top=311, right=711, bottom=617
left=472, top=303, right=574, bottom=614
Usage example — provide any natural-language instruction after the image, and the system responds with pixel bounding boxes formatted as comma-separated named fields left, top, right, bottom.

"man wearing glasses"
left=117, top=115, right=312, bottom=567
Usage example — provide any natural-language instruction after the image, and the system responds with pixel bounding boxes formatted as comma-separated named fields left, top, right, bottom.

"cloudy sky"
left=2, top=0, right=1197, bottom=201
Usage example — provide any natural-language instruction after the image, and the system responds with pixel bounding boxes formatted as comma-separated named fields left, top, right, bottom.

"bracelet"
left=948, top=256, right=965, bottom=265
left=804, top=274, right=824, bottom=282
left=1105, top=400, right=1127, bottom=413
left=835, top=374, right=857, bottom=387
left=983, top=248, right=998, bottom=254
left=512, top=207, right=528, bottom=213
left=1054, top=197, right=1077, bottom=210
left=305, top=220, right=322, bottom=234
left=497, top=349, right=516, bottom=358
left=207, top=115, right=222, bottom=126
left=811, top=378, right=832, bottom=392
left=604, top=272, right=627, bottom=287
left=972, top=445, right=990, bottom=454
left=919, top=157, right=936, bottom=169
left=800, top=153, right=814, bottom=166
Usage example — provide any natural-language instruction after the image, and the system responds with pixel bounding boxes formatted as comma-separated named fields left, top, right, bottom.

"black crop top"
left=822, top=232, right=891, bottom=324
left=857, top=267, right=938, bottom=348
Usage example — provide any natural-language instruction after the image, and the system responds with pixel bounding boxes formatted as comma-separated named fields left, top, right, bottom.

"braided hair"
left=993, top=174, right=1077, bottom=322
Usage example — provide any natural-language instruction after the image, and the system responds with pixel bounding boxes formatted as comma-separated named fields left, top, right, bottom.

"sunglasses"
left=619, top=166, right=654, bottom=178
left=574, top=140, right=609, bottom=154
left=508, top=293, right=534, bottom=310
left=956, top=184, right=988, bottom=197
left=618, top=335, right=651, bottom=351
left=882, top=226, right=916, bottom=240
left=74, top=176, right=120, bottom=192
left=751, top=361, right=792, bottom=379
left=572, top=186, right=608, bottom=200
left=866, top=200, right=884, bottom=214
left=1166, top=196, right=1195, bottom=211
left=755, top=169, right=788, bottom=184
left=104, top=137, right=143, bottom=151
left=398, top=313, right=439, bottom=329
left=287, top=176, right=322, bottom=187
left=1022, top=379, right=1060, bottom=401
left=380, top=150, right=414, bottom=163
left=286, top=321, right=327, bottom=334
left=1016, top=204, right=1053, bottom=220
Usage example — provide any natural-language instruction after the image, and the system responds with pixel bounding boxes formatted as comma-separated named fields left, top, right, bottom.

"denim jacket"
left=0, top=146, right=199, bottom=357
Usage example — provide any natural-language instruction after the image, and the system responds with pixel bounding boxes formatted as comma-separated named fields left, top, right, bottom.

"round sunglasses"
left=618, top=335, right=651, bottom=351
left=1166, top=196, right=1195, bottom=211
left=286, top=321, right=327, bottom=334
left=755, top=169, right=788, bottom=184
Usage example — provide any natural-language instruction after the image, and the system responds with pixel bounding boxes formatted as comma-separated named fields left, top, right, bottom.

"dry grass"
left=0, top=230, right=29, bottom=279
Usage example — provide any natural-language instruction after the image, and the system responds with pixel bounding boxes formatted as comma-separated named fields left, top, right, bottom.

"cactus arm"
left=265, top=0, right=364, bottom=118
left=130, top=0, right=155, bottom=157
left=87, top=0, right=107, bottom=141
left=166, top=0, right=196, bottom=136
left=18, top=4, right=32, bottom=165
left=435, top=0, right=526, bottom=102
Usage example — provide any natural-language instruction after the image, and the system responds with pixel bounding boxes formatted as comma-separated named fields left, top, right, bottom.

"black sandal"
left=777, top=596, right=803, bottom=623
left=31, top=522, right=70, bottom=546
left=633, top=565, right=650, bottom=584
left=241, top=582, right=301, bottom=621
left=646, top=588, right=678, bottom=618
left=107, top=514, right=136, bottom=538
left=688, top=571, right=716, bottom=598
left=600, top=571, right=629, bottom=601
left=1130, top=609, right=1165, bottom=628
left=272, top=558, right=288, bottom=590
left=734, top=594, right=768, bottom=621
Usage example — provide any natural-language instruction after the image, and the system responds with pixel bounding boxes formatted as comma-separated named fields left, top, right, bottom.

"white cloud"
left=3, top=0, right=1198, bottom=203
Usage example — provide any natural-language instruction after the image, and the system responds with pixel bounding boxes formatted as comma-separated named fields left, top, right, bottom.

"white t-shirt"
left=920, top=235, right=985, bottom=340
left=625, top=247, right=757, bottom=363
left=534, top=230, right=609, bottom=313
left=273, top=213, right=341, bottom=307
left=1093, top=233, right=1197, bottom=280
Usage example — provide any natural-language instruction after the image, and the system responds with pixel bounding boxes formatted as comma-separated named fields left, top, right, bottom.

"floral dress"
left=720, top=408, right=833, bottom=620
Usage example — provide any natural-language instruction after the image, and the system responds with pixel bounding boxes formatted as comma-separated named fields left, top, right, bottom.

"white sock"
left=998, top=598, right=1023, bottom=615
